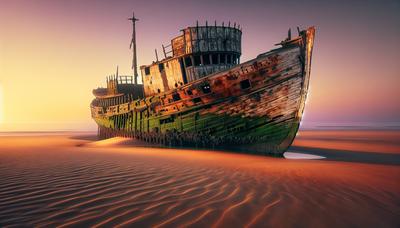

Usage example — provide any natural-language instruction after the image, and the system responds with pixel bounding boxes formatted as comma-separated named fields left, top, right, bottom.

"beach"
left=0, top=130, right=399, bottom=227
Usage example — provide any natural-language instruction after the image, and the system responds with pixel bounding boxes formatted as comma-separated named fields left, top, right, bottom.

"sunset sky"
left=0, top=0, right=399, bottom=131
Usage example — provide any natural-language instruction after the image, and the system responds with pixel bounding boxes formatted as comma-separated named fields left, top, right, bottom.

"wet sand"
left=0, top=130, right=399, bottom=227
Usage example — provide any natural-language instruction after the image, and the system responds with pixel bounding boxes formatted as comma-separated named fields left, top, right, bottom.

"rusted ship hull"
left=91, top=27, right=315, bottom=156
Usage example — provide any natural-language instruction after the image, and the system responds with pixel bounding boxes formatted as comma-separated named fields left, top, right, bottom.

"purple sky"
left=1, top=0, right=399, bottom=130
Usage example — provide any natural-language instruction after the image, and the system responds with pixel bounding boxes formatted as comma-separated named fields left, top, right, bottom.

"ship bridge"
left=93, top=75, right=144, bottom=99
left=140, top=22, right=242, bottom=97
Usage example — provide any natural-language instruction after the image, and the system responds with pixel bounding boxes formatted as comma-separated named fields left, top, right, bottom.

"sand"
left=0, top=131, right=399, bottom=227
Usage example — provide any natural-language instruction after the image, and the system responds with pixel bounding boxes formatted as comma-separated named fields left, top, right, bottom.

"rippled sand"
left=0, top=131, right=399, bottom=227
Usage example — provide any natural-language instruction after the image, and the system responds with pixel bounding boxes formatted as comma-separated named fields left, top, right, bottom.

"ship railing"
left=117, top=75, right=134, bottom=84
left=161, top=43, right=173, bottom=58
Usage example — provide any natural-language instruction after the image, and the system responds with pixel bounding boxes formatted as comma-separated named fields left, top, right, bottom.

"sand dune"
left=0, top=131, right=399, bottom=227
left=84, top=137, right=135, bottom=147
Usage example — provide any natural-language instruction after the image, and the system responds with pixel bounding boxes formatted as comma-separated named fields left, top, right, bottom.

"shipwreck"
left=91, top=12, right=315, bottom=155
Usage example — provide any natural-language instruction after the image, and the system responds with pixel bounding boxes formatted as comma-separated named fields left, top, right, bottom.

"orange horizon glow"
left=0, top=84, right=3, bottom=124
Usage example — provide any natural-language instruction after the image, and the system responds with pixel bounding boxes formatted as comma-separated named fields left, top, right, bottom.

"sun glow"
left=0, top=84, right=3, bottom=124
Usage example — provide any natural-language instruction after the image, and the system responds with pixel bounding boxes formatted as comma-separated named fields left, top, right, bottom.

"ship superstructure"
left=140, top=22, right=241, bottom=96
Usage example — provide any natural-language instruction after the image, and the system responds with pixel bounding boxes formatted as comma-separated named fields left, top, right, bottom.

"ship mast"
left=128, top=12, right=139, bottom=84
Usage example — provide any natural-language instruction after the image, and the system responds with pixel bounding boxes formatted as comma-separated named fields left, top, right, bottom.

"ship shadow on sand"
left=288, top=146, right=400, bottom=166
left=71, top=134, right=400, bottom=166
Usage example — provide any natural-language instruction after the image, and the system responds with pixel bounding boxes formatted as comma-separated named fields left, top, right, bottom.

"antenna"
left=155, top=49, right=159, bottom=62
left=162, top=44, right=167, bottom=58
left=128, top=11, right=139, bottom=84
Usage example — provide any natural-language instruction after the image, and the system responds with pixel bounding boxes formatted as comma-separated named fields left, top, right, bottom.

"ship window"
left=159, top=63, right=164, bottom=72
left=172, top=93, right=181, bottom=101
left=145, top=67, right=150, bottom=75
left=192, top=97, right=202, bottom=103
left=201, top=83, right=211, bottom=94
left=212, top=54, right=218, bottom=64
left=203, top=54, right=210, bottom=65
left=185, top=57, right=192, bottom=67
left=219, top=54, right=226, bottom=64
left=186, top=89, right=193, bottom=95
left=194, top=55, right=201, bottom=66
left=227, top=54, right=232, bottom=64
left=157, top=88, right=161, bottom=93
left=240, top=79, right=251, bottom=90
